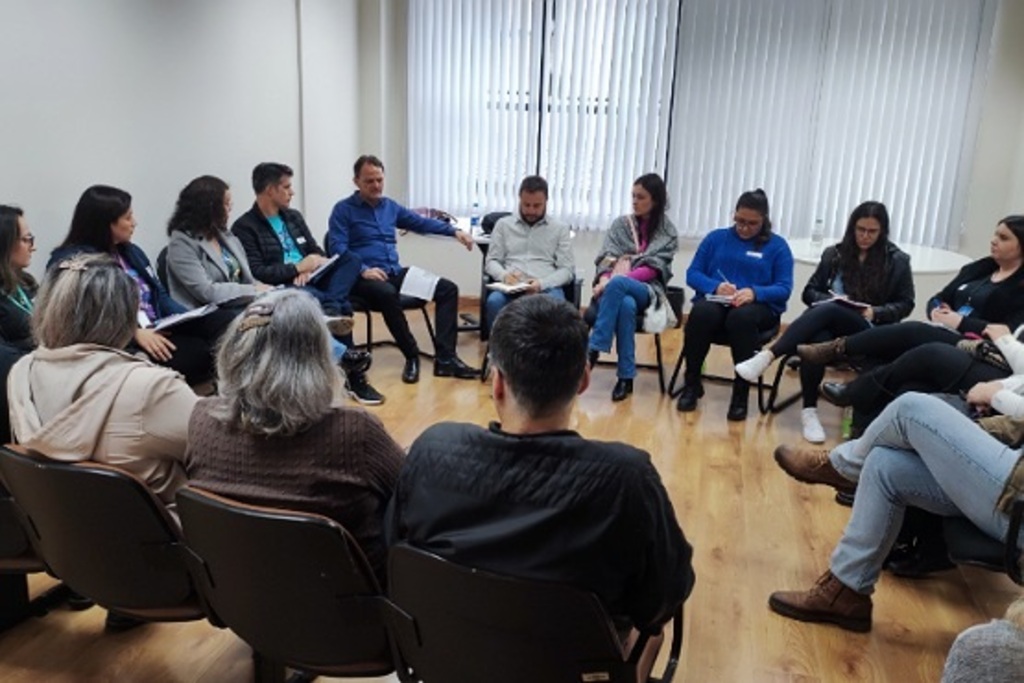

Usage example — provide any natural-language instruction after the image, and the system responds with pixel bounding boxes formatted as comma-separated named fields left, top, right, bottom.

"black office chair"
left=387, top=544, right=683, bottom=683
left=585, top=285, right=685, bottom=394
left=0, top=445, right=203, bottom=624
left=943, top=498, right=1024, bottom=585
left=477, top=211, right=510, bottom=342
left=175, top=487, right=396, bottom=683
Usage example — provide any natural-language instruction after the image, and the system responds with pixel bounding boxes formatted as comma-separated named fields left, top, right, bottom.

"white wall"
left=0, top=0, right=360, bottom=278
left=298, top=0, right=361, bottom=234
left=959, top=0, right=1024, bottom=257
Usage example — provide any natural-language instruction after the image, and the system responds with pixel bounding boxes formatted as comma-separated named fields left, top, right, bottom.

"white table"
left=787, top=237, right=971, bottom=274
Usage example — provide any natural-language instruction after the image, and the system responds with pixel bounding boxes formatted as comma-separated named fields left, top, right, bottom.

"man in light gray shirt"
left=483, top=175, right=574, bottom=332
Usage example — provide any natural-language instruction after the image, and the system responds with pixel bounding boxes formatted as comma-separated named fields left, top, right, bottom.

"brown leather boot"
left=768, top=570, right=872, bottom=632
left=796, top=336, right=846, bottom=365
left=774, top=445, right=856, bottom=494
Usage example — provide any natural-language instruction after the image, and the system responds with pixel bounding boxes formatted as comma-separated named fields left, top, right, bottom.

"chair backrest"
left=944, top=498, right=1024, bottom=585
left=388, top=544, right=637, bottom=683
left=481, top=211, right=511, bottom=236
left=0, top=445, right=195, bottom=609
left=175, top=487, right=394, bottom=674
left=156, top=246, right=170, bottom=290
left=665, top=285, right=685, bottom=328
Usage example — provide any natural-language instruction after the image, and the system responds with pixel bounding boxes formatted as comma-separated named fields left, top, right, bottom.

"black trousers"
left=351, top=268, right=460, bottom=360
left=681, top=300, right=778, bottom=387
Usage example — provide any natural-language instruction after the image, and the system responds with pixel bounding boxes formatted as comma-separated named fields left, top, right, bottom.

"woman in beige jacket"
left=8, top=253, right=195, bottom=506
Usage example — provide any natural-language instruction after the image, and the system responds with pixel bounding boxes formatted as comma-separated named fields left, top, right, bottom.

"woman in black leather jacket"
left=735, top=201, right=913, bottom=443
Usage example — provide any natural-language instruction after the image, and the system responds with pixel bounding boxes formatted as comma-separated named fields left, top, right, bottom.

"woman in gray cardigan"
left=587, top=173, right=678, bottom=401
left=165, top=175, right=269, bottom=308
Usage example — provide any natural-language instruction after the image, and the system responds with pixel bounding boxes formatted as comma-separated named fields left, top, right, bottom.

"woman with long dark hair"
left=586, top=173, right=679, bottom=401
left=677, top=189, right=794, bottom=420
left=49, top=184, right=232, bottom=385
left=735, top=201, right=914, bottom=441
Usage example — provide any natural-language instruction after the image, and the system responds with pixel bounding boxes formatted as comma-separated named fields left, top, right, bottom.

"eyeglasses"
left=19, top=234, right=35, bottom=246
left=855, top=227, right=881, bottom=236
left=734, top=217, right=762, bottom=230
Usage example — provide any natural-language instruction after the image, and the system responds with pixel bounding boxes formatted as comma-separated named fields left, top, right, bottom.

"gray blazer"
left=166, top=230, right=260, bottom=308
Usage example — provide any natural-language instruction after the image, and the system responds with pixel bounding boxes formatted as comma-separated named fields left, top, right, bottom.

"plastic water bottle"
left=841, top=407, right=853, bottom=440
left=809, top=217, right=825, bottom=256
left=469, top=201, right=481, bottom=234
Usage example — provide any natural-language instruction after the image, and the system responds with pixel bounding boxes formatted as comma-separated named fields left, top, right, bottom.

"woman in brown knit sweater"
left=185, top=289, right=403, bottom=584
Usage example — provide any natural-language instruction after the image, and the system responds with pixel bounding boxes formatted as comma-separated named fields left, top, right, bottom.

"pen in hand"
left=717, top=269, right=731, bottom=285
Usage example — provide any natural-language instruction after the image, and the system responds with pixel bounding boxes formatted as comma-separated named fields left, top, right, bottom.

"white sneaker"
left=735, top=350, right=774, bottom=383
left=801, top=407, right=826, bottom=444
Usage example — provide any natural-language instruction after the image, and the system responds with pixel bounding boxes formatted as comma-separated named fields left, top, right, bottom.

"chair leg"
left=667, top=346, right=686, bottom=398
left=759, top=354, right=801, bottom=415
left=655, top=334, right=666, bottom=394
left=0, top=575, right=70, bottom=633
left=252, top=650, right=288, bottom=683
left=421, top=307, right=436, bottom=349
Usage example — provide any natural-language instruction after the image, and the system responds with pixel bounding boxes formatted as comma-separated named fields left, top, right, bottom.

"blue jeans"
left=588, top=276, right=651, bottom=379
left=827, top=392, right=1023, bottom=593
left=301, top=251, right=361, bottom=316
left=485, top=287, right=566, bottom=333
left=329, top=337, right=346, bottom=363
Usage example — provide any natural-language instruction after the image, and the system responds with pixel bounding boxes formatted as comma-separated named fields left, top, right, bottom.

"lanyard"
left=7, top=286, right=32, bottom=316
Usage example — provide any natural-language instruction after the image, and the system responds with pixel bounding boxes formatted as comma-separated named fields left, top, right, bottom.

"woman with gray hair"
left=8, top=253, right=195, bottom=505
left=185, top=288, right=403, bottom=583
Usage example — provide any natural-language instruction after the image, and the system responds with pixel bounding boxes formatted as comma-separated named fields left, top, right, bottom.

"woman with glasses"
left=676, top=189, right=794, bottom=420
left=734, top=202, right=914, bottom=442
left=0, top=206, right=38, bottom=350
left=799, top=216, right=1024, bottom=435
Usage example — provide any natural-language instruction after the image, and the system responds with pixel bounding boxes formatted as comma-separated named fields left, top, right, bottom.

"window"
left=408, top=0, right=995, bottom=247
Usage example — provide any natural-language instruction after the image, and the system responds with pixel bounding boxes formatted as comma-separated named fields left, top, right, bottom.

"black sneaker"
left=345, top=372, right=385, bottom=405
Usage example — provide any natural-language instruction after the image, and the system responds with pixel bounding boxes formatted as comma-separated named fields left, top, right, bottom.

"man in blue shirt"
left=328, top=155, right=479, bottom=383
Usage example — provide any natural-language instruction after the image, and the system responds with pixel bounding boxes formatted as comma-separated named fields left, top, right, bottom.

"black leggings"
left=768, top=303, right=871, bottom=407
left=842, top=321, right=962, bottom=363
left=845, top=342, right=1009, bottom=428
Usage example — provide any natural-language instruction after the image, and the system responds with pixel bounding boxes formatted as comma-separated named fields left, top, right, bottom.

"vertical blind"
left=407, top=0, right=994, bottom=247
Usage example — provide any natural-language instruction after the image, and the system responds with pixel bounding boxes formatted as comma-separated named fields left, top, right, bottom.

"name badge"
left=296, top=236, right=307, bottom=245
left=745, top=251, right=763, bottom=259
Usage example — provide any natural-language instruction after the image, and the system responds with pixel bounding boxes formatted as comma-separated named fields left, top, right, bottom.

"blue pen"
left=717, top=268, right=730, bottom=285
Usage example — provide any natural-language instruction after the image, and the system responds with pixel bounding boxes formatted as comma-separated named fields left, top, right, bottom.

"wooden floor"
left=0, top=308, right=1019, bottom=682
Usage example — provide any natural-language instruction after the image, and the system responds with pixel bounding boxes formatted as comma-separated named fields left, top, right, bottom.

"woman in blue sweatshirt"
left=677, top=189, right=794, bottom=420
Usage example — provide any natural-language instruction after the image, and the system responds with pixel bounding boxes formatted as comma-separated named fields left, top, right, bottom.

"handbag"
left=956, top=338, right=1012, bottom=373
